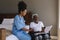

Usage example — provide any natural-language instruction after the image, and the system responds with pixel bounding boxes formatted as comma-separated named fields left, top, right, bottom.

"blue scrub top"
left=12, top=15, right=31, bottom=40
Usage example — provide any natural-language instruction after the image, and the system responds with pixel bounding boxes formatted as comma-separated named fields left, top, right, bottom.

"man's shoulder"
left=39, top=21, right=43, bottom=23
left=30, top=22, right=35, bottom=24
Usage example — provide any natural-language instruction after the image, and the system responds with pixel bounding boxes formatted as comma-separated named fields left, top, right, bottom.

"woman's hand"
left=22, top=28, right=30, bottom=31
left=22, top=28, right=34, bottom=32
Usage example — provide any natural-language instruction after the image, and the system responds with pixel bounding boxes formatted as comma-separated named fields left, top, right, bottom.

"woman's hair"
left=18, top=1, right=27, bottom=13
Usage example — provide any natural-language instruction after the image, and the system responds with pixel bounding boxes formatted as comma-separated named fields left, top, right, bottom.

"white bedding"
left=0, top=24, right=13, bottom=31
left=6, top=34, right=19, bottom=40
left=0, top=18, right=14, bottom=30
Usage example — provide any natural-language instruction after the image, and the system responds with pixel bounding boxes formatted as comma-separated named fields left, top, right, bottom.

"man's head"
left=32, top=14, right=39, bottom=23
left=18, top=1, right=27, bottom=16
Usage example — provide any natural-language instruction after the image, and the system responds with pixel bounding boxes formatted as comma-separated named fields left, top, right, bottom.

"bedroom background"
left=0, top=0, right=58, bottom=39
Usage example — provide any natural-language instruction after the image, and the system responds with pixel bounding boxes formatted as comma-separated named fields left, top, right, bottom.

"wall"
left=23, top=0, right=58, bottom=36
left=58, top=0, right=60, bottom=40
left=0, top=0, right=19, bottom=13
left=0, top=0, right=58, bottom=36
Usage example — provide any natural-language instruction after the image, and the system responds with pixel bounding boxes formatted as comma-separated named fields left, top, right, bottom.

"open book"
left=44, top=25, right=52, bottom=33
left=35, top=25, right=52, bottom=35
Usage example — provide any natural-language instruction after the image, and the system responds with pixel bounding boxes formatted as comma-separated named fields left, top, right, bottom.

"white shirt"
left=30, top=21, right=44, bottom=32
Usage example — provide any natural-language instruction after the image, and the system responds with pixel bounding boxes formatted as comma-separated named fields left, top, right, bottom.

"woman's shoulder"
left=14, top=15, right=20, bottom=20
left=15, top=15, right=19, bottom=18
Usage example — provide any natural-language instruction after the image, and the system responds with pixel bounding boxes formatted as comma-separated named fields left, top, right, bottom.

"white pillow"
left=2, top=18, right=14, bottom=25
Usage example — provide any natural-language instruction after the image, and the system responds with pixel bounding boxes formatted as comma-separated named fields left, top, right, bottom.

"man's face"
left=33, top=15, right=39, bottom=22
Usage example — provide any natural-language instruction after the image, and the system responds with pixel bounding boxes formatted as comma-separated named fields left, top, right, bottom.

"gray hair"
left=32, top=14, right=39, bottom=18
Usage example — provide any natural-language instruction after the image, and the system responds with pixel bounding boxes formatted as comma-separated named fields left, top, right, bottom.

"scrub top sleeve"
left=14, top=16, right=24, bottom=30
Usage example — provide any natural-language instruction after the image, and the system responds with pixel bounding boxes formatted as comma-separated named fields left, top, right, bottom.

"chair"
left=29, top=25, right=52, bottom=40
left=29, top=31, right=50, bottom=40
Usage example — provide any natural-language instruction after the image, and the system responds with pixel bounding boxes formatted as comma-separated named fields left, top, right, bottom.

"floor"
left=50, top=36, right=57, bottom=40
left=51, top=39, right=55, bottom=40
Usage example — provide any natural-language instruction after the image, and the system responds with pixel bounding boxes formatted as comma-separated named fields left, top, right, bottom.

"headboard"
left=0, top=12, right=32, bottom=25
left=0, top=13, right=16, bottom=24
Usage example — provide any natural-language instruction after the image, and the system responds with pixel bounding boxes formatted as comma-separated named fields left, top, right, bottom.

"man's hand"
left=42, top=27, right=45, bottom=32
left=29, top=28, right=34, bottom=32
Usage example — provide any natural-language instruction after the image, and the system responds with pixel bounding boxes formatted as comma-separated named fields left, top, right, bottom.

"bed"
left=0, top=18, right=18, bottom=40
left=0, top=12, right=32, bottom=40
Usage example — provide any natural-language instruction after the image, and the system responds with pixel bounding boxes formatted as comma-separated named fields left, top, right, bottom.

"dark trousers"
left=29, top=32, right=50, bottom=40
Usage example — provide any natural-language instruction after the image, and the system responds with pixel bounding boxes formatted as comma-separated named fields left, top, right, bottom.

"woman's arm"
left=22, top=28, right=33, bottom=32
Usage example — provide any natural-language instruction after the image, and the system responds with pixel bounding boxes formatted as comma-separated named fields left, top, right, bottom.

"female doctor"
left=12, top=1, right=32, bottom=40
